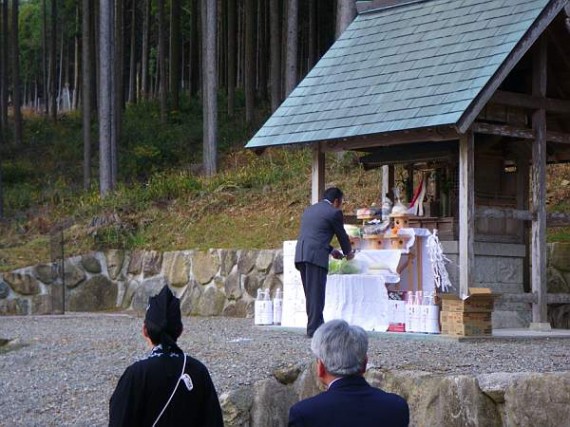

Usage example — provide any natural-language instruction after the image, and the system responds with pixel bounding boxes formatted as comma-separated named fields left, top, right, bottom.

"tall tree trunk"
left=284, top=0, right=298, bottom=97
left=113, top=0, right=123, bottom=181
left=226, top=0, right=236, bottom=117
left=42, top=0, right=48, bottom=114
left=189, top=0, right=200, bottom=97
left=11, top=0, right=22, bottom=145
left=202, top=0, right=217, bottom=176
left=256, top=0, right=267, bottom=101
left=170, top=0, right=181, bottom=110
left=269, top=0, right=281, bottom=112
left=157, top=0, right=167, bottom=123
left=73, top=4, right=81, bottom=110
left=244, top=0, right=255, bottom=124
left=307, top=0, right=317, bottom=69
left=99, top=0, right=115, bottom=195
left=49, top=0, right=57, bottom=121
left=82, top=0, right=92, bottom=189
left=335, top=0, right=356, bottom=39
left=141, top=0, right=150, bottom=99
left=128, top=0, right=136, bottom=103
left=0, top=0, right=8, bottom=130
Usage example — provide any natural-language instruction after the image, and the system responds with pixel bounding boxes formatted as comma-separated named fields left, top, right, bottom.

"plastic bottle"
left=254, top=289, right=264, bottom=325
left=405, top=291, right=414, bottom=333
left=273, top=288, right=283, bottom=325
left=263, top=288, right=273, bottom=325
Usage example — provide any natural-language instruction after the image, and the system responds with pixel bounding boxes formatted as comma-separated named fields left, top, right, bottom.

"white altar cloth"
left=324, top=274, right=390, bottom=332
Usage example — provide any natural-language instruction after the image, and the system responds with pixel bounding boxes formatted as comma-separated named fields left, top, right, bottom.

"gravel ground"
left=1, top=313, right=569, bottom=426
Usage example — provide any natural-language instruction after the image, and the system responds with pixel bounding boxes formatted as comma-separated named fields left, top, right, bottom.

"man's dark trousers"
left=297, top=261, right=327, bottom=337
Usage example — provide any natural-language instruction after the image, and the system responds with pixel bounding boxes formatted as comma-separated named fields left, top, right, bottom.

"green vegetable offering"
left=328, top=258, right=362, bottom=275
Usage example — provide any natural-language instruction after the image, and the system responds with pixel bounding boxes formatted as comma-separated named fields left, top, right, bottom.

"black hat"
left=145, top=285, right=183, bottom=351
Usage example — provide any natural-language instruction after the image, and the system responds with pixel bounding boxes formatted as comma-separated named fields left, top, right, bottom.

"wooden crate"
left=440, top=288, right=497, bottom=313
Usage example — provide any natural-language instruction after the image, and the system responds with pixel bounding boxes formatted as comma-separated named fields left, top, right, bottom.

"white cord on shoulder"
left=152, top=354, right=187, bottom=427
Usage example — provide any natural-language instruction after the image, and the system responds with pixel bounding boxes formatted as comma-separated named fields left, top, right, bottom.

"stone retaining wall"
left=1, top=242, right=569, bottom=329
left=0, top=249, right=283, bottom=316
left=222, top=363, right=570, bottom=427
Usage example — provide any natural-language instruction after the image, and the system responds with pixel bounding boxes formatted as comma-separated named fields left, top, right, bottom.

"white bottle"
left=411, top=291, right=421, bottom=333
left=273, top=288, right=283, bottom=325
left=254, top=289, right=264, bottom=325
left=425, top=293, right=441, bottom=334
left=405, top=291, right=414, bottom=333
left=263, top=288, right=273, bottom=325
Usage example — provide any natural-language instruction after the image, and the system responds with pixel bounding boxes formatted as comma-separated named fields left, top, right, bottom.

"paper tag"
left=181, top=373, right=193, bottom=391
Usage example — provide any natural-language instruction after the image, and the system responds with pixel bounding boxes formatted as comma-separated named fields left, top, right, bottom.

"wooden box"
left=440, top=288, right=498, bottom=336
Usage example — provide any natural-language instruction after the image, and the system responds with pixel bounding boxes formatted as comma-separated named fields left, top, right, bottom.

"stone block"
left=34, top=264, right=55, bottom=284
left=243, top=274, right=261, bottom=299
left=180, top=280, right=203, bottom=316
left=219, top=250, right=238, bottom=276
left=0, top=280, right=10, bottom=299
left=131, top=276, right=168, bottom=312
left=104, top=249, right=126, bottom=280
left=503, top=372, right=570, bottom=427
left=224, top=270, right=242, bottom=300
left=0, top=298, right=28, bottom=315
left=475, top=257, right=523, bottom=284
left=250, top=378, right=297, bottom=427
left=63, top=261, right=86, bottom=289
left=192, top=251, right=220, bottom=285
left=255, top=250, right=274, bottom=273
left=81, top=254, right=102, bottom=274
left=238, top=250, right=258, bottom=274
left=162, top=251, right=191, bottom=287
left=67, top=275, right=118, bottom=312
left=196, top=285, right=226, bottom=316
left=32, top=294, right=53, bottom=315
left=220, top=387, right=254, bottom=427
left=128, top=251, right=144, bottom=275
left=222, top=300, right=249, bottom=318
left=3, top=272, right=40, bottom=295
left=142, top=251, right=163, bottom=277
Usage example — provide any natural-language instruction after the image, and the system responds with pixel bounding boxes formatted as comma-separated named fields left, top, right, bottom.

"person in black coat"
left=288, top=319, right=409, bottom=427
left=109, top=286, right=224, bottom=427
left=295, top=187, right=354, bottom=337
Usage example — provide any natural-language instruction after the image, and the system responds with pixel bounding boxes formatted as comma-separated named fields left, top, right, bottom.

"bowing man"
left=288, top=319, right=409, bottom=427
left=109, top=285, right=224, bottom=427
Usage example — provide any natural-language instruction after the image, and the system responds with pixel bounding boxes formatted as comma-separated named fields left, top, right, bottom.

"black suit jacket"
left=288, top=375, right=409, bottom=427
left=294, top=200, right=352, bottom=270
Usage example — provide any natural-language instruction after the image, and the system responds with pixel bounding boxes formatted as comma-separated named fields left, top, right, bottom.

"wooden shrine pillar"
left=530, top=36, right=551, bottom=330
left=459, top=130, right=475, bottom=298
left=381, top=165, right=394, bottom=200
left=311, top=142, right=325, bottom=204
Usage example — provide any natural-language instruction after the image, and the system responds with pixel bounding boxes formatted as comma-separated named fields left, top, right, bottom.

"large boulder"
left=81, top=254, right=102, bottom=274
left=104, top=249, right=126, bottom=280
left=503, top=372, right=570, bottom=427
left=162, top=251, right=191, bottom=287
left=67, top=275, right=118, bottom=311
left=32, top=294, right=53, bottom=315
left=219, top=250, right=238, bottom=276
left=250, top=378, right=297, bottom=427
left=131, top=276, right=169, bottom=312
left=255, top=251, right=274, bottom=273
left=142, top=251, right=163, bottom=277
left=0, top=298, right=28, bottom=315
left=238, top=250, right=258, bottom=275
left=3, top=272, right=40, bottom=295
left=33, top=264, right=55, bottom=284
left=367, top=370, right=501, bottom=427
left=224, top=270, right=242, bottom=300
left=0, top=280, right=10, bottom=299
left=192, top=251, right=220, bottom=285
left=180, top=280, right=203, bottom=316
left=220, top=387, right=254, bottom=427
left=222, top=300, right=249, bottom=317
left=63, top=261, right=87, bottom=289
left=243, top=274, right=261, bottom=299
left=195, top=285, right=226, bottom=316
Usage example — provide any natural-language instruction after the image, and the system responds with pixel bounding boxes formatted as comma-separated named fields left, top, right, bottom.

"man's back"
left=288, top=375, right=409, bottom=427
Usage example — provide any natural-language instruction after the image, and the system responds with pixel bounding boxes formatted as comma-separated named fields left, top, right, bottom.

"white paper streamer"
left=426, top=229, right=453, bottom=292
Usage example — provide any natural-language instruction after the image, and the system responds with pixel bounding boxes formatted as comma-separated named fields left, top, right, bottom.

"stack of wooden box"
left=440, top=288, right=497, bottom=336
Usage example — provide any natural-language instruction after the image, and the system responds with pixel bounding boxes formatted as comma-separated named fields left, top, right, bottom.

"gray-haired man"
left=288, top=319, right=409, bottom=427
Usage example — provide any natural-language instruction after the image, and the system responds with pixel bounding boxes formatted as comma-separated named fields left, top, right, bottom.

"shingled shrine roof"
left=246, top=0, right=561, bottom=149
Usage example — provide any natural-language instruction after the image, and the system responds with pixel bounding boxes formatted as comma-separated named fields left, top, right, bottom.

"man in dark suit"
left=295, top=187, right=354, bottom=338
left=288, top=319, right=410, bottom=427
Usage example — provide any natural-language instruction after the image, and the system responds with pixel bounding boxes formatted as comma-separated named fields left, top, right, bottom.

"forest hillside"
left=1, top=98, right=569, bottom=272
